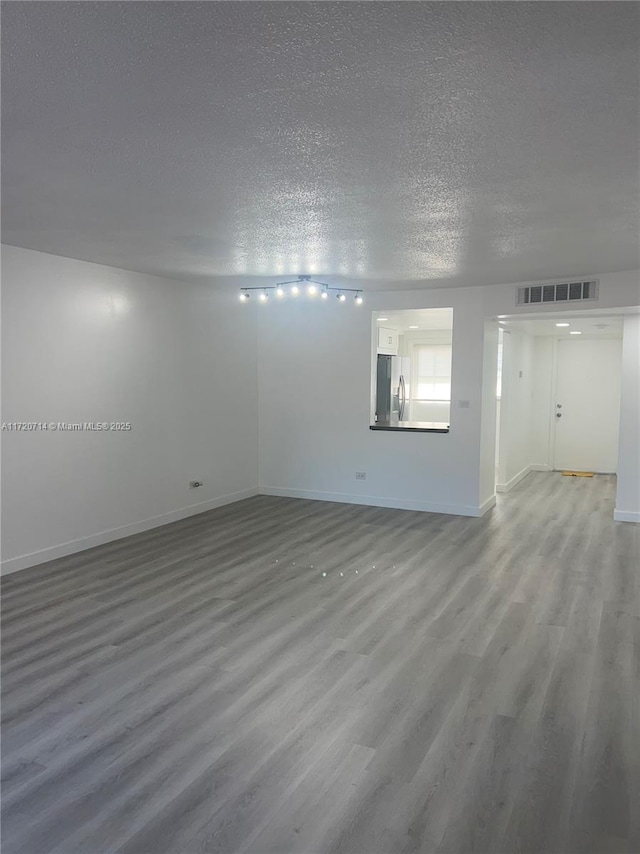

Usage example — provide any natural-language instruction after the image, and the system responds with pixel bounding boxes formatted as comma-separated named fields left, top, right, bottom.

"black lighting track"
left=239, top=275, right=363, bottom=303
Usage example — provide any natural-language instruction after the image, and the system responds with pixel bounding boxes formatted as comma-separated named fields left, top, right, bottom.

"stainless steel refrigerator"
left=376, top=355, right=410, bottom=423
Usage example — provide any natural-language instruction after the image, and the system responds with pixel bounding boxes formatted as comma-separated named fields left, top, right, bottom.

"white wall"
left=258, top=287, right=493, bottom=516
left=2, top=254, right=637, bottom=575
left=482, top=270, right=640, bottom=317
left=1, top=246, right=259, bottom=572
left=530, top=337, right=555, bottom=469
left=496, top=329, right=535, bottom=491
left=478, top=319, right=499, bottom=507
left=257, top=270, right=639, bottom=521
left=615, top=314, right=640, bottom=522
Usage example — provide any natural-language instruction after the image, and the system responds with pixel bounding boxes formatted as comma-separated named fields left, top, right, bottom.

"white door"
left=553, top=338, right=622, bottom=473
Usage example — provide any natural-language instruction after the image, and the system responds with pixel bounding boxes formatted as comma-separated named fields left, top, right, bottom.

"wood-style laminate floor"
left=1, top=473, right=638, bottom=854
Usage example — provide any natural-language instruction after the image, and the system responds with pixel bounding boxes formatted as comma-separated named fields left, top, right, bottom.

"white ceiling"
left=376, top=308, right=453, bottom=332
left=503, top=315, right=623, bottom=338
left=2, top=2, right=638, bottom=288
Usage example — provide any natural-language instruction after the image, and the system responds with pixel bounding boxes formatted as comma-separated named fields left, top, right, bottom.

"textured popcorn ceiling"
left=2, top=2, right=638, bottom=288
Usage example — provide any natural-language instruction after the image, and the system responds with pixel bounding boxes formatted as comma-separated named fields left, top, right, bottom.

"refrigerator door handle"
left=399, top=375, right=406, bottom=420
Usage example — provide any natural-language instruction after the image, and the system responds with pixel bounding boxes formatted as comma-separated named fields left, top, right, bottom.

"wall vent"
left=516, top=280, right=599, bottom=306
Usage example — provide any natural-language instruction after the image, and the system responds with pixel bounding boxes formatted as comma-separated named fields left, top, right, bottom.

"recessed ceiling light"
left=409, top=325, right=419, bottom=329
left=556, top=322, right=570, bottom=327
left=377, top=317, right=388, bottom=321
left=570, top=330, right=582, bottom=335
left=497, top=315, right=508, bottom=319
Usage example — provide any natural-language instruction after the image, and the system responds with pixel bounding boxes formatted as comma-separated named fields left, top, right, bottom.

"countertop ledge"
left=370, top=421, right=450, bottom=433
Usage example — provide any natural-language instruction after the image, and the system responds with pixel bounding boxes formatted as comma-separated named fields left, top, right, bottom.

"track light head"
left=337, top=293, right=346, bottom=302
left=291, top=285, right=299, bottom=295
left=354, top=293, right=363, bottom=305
left=276, top=285, right=285, bottom=298
left=259, top=291, right=268, bottom=302
left=239, top=291, right=249, bottom=302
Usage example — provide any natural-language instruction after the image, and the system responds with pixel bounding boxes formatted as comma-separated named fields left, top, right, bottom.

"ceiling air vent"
left=516, top=280, right=599, bottom=306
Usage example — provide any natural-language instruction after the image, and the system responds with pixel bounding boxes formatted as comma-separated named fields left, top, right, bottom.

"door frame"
left=547, top=336, right=560, bottom=471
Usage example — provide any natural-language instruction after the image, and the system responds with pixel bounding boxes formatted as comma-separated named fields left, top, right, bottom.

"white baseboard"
left=259, top=486, right=492, bottom=518
left=477, top=495, right=497, bottom=516
left=0, top=487, right=258, bottom=575
left=613, top=508, right=640, bottom=523
left=496, top=465, right=533, bottom=493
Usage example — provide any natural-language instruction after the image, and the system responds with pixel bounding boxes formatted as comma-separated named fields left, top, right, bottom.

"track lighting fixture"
left=238, top=276, right=363, bottom=306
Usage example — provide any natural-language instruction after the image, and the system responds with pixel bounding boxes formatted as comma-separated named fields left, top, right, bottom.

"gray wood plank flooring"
left=1, top=472, right=638, bottom=854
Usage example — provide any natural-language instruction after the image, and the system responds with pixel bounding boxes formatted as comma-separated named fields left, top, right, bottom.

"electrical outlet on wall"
left=355, top=472, right=367, bottom=480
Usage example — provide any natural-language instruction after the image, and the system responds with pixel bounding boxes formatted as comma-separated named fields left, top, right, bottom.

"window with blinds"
left=414, top=344, right=452, bottom=400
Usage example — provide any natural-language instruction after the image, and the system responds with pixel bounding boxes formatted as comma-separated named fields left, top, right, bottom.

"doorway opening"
left=370, top=308, right=453, bottom=432
left=494, top=313, right=623, bottom=493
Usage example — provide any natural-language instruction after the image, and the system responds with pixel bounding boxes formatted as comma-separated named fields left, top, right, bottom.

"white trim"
left=0, top=488, right=258, bottom=575
left=259, top=486, right=493, bottom=518
left=496, top=465, right=533, bottom=493
left=477, top=494, right=497, bottom=516
left=613, top=508, right=640, bottom=523
left=548, top=336, right=560, bottom=469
